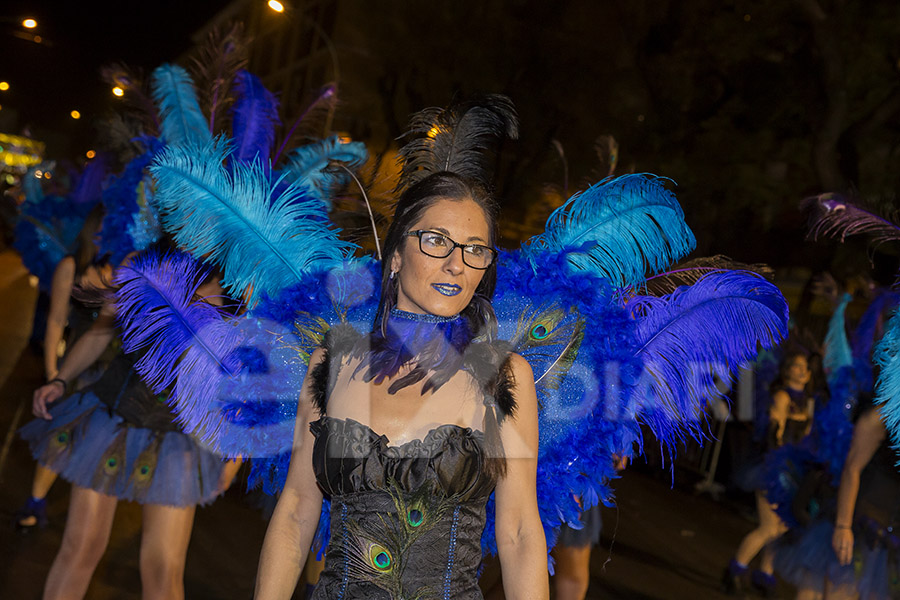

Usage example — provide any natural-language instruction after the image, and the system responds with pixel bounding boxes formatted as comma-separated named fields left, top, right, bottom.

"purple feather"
left=231, top=70, right=280, bottom=166
left=627, top=271, right=788, bottom=443
left=114, top=250, right=238, bottom=394
left=804, top=193, right=900, bottom=245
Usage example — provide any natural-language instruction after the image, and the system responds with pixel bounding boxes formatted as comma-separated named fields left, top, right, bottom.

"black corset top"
left=308, top=416, right=497, bottom=600
left=310, top=416, right=495, bottom=501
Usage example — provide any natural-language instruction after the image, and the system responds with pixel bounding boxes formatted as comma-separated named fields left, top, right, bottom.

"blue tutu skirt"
left=19, top=391, right=226, bottom=507
left=774, top=518, right=900, bottom=599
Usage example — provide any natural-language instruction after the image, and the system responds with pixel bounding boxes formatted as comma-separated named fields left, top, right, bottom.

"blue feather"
left=823, top=293, right=853, bottom=375
left=230, top=70, right=280, bottom=166
left=99, top=147, right=161, bottom=265
left=281, top=135, right=368, bottom=206
left=70, top=154, right=109, bottom=207
left=149, top=137, right=356, bottom=307
left=873, top=308, right=900, bottom=445
left=151, top=64, right=211, bottom=146
left=114, top=250, right=237, bottom=393
left=523, top=174, right=696, bottom=288
left=627, top=271, right=788, bottom=444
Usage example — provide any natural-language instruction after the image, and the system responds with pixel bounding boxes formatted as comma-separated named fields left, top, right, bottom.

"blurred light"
left=637, top=114, right=645, bottom=122
left=33, top=35, right=42, bottom=43
left=268, top=0, right=285, bottom=12
left=744, top=14, right=751, bottom=22
left=112, top=86, right=124, bottom=97
left=22, top=18, right=37, bottom=29
left=0, top=82, right=9, bottom=92
left=338, top=135, right=352, bottom=144
left=86, top=150, right=96, bottom=159
left=4, top=174, right=15, bottom=185
left=0, top=104, right=3, bottom=111
left=43, top=171, right=51, bottom=179
left=34, top=170, right=42, bottom=178
left=70, top=110, right=81, bottom=119
left=427, top=126, right=441, bottom=138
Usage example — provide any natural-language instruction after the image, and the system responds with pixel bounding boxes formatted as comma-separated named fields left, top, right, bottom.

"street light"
left=267, top=0, right=285, bottom=12
left=0, top=82, right=8, bottom=91
left=112, top=86, right=124, bottom=97
left=70, top=110, right=81, bottom=120
left=22, top=18, right=37, bottom=29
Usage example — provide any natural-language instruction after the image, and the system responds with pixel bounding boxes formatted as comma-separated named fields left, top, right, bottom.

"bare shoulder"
left=507, top=352, right=534, bottom=381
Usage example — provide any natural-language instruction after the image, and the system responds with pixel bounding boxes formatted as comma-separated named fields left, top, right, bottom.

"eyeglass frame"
left=403, top=230, right=498, bottom=270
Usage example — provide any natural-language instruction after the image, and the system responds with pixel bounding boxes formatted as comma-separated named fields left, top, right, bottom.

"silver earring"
left=389, top=270, right=396, bottom=280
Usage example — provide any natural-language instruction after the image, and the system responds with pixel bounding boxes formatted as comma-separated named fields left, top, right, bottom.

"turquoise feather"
left=149, top=137, right=356, bottom=307
left=873, top=308, right=900, bottom=445
left=823, top=292, right=853, bottom=375
left=524, top=174, right=696, bottom=289
left=281, top=135, right=368, bottom=206
left=151, top=64, right=212, bottom=146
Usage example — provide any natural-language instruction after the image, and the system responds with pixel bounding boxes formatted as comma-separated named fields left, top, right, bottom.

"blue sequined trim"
left=390, top=307, right=460, bottom=324
left=442, top=504, right=461, bottom=599
left=339, top=502, right=349, bottom=600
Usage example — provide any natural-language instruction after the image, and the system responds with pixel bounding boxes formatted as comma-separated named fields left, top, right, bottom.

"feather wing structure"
left=230, top=70, right=280, bottom=166
left=626, top=271, right=788, bottom=443
left=149, top=137, right=355, bottom=307
left=524, top=174, right=696, bottom=289
left=281, top=135, right=368, bottom=205
left=151, top=64, right=212, bottom=147
left=805, top=193, right=900, bottom=245
left=396, top=95, right=518, bottom=191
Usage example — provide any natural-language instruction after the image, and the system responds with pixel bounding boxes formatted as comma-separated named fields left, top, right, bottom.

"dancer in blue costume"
left=19, top=254, right=235, bottom=600
left=15, top=203, right=111, bottom=531
left=724, top=351, right=815, bottom=595
left=255, top=171, right=549, bottom=599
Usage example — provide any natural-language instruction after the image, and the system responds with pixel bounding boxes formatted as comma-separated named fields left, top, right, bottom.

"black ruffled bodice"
left=309, top=416, right=496, bottom=600
left=82, top=351, right=179, bottom=432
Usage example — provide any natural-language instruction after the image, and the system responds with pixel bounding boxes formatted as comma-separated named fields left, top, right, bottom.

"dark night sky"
left=0, top=0, right=226, bottom=149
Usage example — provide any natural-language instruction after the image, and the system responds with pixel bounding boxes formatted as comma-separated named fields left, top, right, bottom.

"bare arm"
left=255, top=348, right=326, bottom=600
left=33, top=303, right=116, bottom=419
left=769, top=390, right=790, bottom=445
left=44, top=257, right=75, bottom=379
left=494, top=354, right=549, bottom=600
left=833, top=407, right=884, bottom=565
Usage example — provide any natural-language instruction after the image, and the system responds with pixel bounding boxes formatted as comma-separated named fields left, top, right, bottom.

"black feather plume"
left=395, top=94, right=519, bottom=192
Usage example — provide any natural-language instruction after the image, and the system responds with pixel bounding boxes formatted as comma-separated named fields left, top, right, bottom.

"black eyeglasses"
left=404, top=230, right=497, bottom=270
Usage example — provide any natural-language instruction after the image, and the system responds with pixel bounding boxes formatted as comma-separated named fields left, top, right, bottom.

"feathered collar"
left=351, top=308, right=473, bottom=394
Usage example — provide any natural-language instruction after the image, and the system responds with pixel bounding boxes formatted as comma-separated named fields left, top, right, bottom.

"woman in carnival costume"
left=14, top=37, right=263, bottom=597
left=14, top=190, right=110, bottom=530
left=723, top=348, right=815, bottom=595
left=112, top=86, right=788, bottom=597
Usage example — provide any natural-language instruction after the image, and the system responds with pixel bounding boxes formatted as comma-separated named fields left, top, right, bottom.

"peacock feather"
left=91, top=429, right=128, bottom=493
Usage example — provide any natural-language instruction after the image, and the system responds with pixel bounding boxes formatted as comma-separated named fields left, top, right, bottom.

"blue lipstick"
left=432, top=283, right=462, bottom=296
